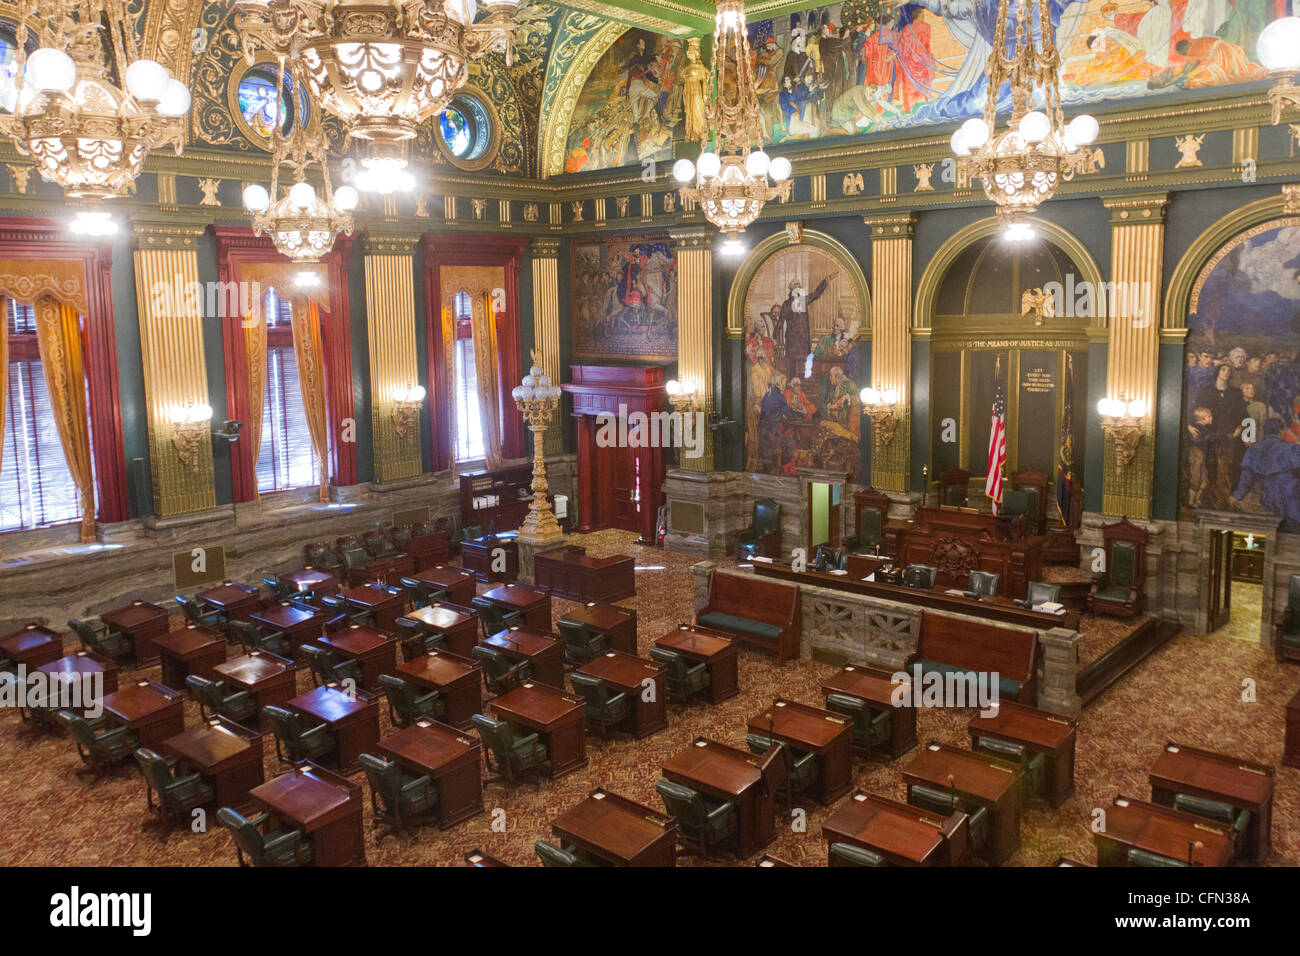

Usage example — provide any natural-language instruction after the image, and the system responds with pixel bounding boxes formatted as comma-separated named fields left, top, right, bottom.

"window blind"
left=452, top=290, right=485, bottom=463
left=256, top=290, right=319, bottom=493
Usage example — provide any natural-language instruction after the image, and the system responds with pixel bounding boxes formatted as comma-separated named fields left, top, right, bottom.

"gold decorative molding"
left=0, top=259, right=87, bottom=314
left=531, top=253, right=562, bottom=457
left=362, top=235, right=421, bottom=256
left=132, top=219, right=207, bottom=250
left=539, top=19, right=628, bottom=179
left=675, top=237, right=713, bottom=471
left=363, top=253, right=423, bottom=483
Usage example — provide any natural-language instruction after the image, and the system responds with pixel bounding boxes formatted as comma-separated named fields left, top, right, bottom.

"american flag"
left=986, top=358, right=1007, bottom=513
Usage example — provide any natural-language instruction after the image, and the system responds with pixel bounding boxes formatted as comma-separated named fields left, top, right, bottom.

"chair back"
left=261, top=705, right=302, bottom=747
left=471, top=597, right=509, bottom=633
left=859, top=507, right=882, bottom=547
left=185, top=675, right=224, bottom=711
left=67, top=619, right=101, bottom=651
left=825, top=692, right=869, bottom=729
left=177, top=597, right=206, bottom=626
left=1001, top=489, right=1029, bottom=519
left=649, top=647, right=685, bottom=681
left=471, top=644, right=508, bottom=677
left=470, top=713, right=515, bottom=756
left=944, top=484, right=965, bottom=506
left=304, top=542, right=332, bottom=567
left=134, top=747, right=175, bottom=794
left=216, top=807, right=269, bottom=864
left=556, top=618, right=592, bottom=652
left=299, top=644, right=337, bottom=685
left=1288, top=573, right=1300, bottom=610
left=391, top=525, right=412, bottom=551
left=1111, top=541, right=1137, bottom=588
left=654, top=779, right=709, bottom=830
left=394, top=617, right=424, bottom=643
left=968, top=571, right=1000, bottom=596
left=752, top=498, right=780, bottom=535
left=229, top=620, right=262, bottom=651
left=65, top=714, right=101, bottom=752
left=461, top=524, right=483, bottom=542
left=570, top=672, right=609, bottom=707
left=535, top=840, right=580, bottom=867
left=904, top=565, right=936, bottom=589
left=1026, top=581, right=1061, bottom=605
left=399, top=578, right=424, bottom=606
left=378, top=673, right=416, bottom=715
left=341, top=546, right=369, bottom=570
left=358, top=752, right=402, bottom=810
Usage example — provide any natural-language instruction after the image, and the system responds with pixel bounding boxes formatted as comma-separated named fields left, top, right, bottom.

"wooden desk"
left=196, top=582, right=261, bottom=625
left=1095, top=795, right=1233, bottom=867
left=462, top=534, right=518, bottom=584
left=100, top=601, right=169, bottom=663
left=341, top=583, right=406, bottom=631
left=488, top=682, right=587, bottom=777
left=249, top=763, right=365, bottom=866
left=820, top=664, right=917, bottom=758
left=102, top=680, right=185, bottom=750
left=318, top=625, right=397, bottom=691
left=902, top=742, right=1021, bottom=864
left=653, top=626, right=739, bottom=703
left=0, top=624, right=63, bottom=669
left=153, top=624, right=226, bottom=692
left=661, top=738, right=775, bottom=858
left=457, top=848, right=509, bottom=867
left=481, top=583, right=551, bottom=631
left=480, top=626, right=564, bottom=688
left=822, top=790, right=969, bottom=866
left=213, top=651, right=297, bottom=722
left=287, top=686, right=380, bottom=774
left=358, top=554, right=416, bottom=586
left=747, top=698, right=853, bottom=804
left=162, top=716, right=264, bottom=809
left=249, top=602, right=327, bottom=658
left=533, top=546, right=635, bottom=603
left=377, top=720, right=484, bottom=828
left=557, top=603, right=637, bottom=654
left=552, top=789, right=676, bottom=866
left=575, top=651, right=668, bottom=739
left=396, top=650, right=482, bottom=729
left=1148, top=741, right=1274, bottom=862
left=410, top=565, right=478, bottom=606
left=898, top=507, right=1043, bottom=600
left=406, top=530, right=450, bottom=572
left=969, top=701, right=1077, bottom=807
left=35, top=651, right=119, bottom=700
left=405, top=603, right=480, bottom=658
left=755, top=854, right=797, bottom=867
left=1285, top=687, right=1300, bottom=770
left=280, top=567, right=340, bottom=603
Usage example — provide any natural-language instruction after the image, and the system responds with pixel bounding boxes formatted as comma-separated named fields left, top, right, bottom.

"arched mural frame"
left=726, top=228, right=872, bottom=340
left=538, top=16, right=627, bottom=179
left=914, top=217, right=1106, bottom=334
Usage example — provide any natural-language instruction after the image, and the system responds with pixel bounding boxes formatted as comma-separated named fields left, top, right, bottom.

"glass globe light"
left=333, top=185, right=359, bottom=211
left=157, top=79, right=192, bottom=116
left=1257, top=17, right=1300, bottom=72
left=125, top=59, right=169, bottom=102
left=961, top=117, right=990, bottom=149
left=697, top=151, right=721, bottom=179
left=26, top=48, right=76, bottom=94
left=1066, top=114, right=1099, bottom=146
left=746, top=150, right=771, bottom=178
left=673, top=158, right=696, bottom=183
left=950, top=128, right=971, bottom=156
left=1126, top=399, right=1147, bottom=419
left=769, top=156, right=792, bottom=181
left=1018, top=110, right=1050, bottom=144
left=289, top=181, right=317, bottom=209
left=243, top=184, right=270, bottom=212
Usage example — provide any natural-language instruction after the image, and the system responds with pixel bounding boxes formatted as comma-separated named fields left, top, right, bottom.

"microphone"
left=947, top=773, right=959, bottom=811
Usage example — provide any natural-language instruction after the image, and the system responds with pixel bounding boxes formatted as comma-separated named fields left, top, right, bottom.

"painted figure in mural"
left=681, top=37, right=710, bottom=143
left=1230, top=419, right=1300, bottom=531
left=746, top=318, right=777, bottom=366
left=824, top=366, right=859, bottom=425
left=780, top=275, right=833, bottom=377
left=815, top=316, right=855, bottom=357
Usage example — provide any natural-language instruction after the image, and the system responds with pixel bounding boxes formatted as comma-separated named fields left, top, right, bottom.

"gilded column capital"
left=362, top=234, right=421, bottom=256
left=132, top=219, right=208, bottom=251
left=1103, top=192, right=1170, bottom=224
left=864, top=212, right=917, bottom=239
left=530, top=237, right=562, bottom=260
left=668, top=224, right=715, bottom=249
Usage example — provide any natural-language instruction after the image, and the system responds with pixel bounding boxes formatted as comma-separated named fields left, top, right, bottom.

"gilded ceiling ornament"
left=1174, top=134, right=1205, bottom=168
left=913, top=164, right=935, bottom=191
left=198, top=178, right=221, bottom=206
left=842, top=172, right=864, bottom=196
left=7, top=165, right=32, bottom=194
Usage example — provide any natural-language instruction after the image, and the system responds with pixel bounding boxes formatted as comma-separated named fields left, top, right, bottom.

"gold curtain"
left=471, top=290, right=503, bottom=472
left=32, top=297, right=95, bottom=542
left=244, top=307, right=268, bottom=500
left=291, top=298, right=331, bottom=502
left=441, top=303, right=460, bottom=474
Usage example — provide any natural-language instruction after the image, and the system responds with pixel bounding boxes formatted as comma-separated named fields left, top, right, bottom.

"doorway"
left=595, top=436, right=643, bottom=535
left=807, top=481, right=842, bottom=550
left=1208, top=528, right=1267, bottom=643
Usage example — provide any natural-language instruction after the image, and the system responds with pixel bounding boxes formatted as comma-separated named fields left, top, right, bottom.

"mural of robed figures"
left=743, top=244, right=865, bottom=479
left=1180, top=219, right=1300, bottom=531
left=571, top=234, right=678, bottom=361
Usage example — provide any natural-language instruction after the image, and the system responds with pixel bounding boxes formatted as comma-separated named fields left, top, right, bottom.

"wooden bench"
left=911, top=611, right=1038, bottom=706
left=694, top=570, right=800, bottom=664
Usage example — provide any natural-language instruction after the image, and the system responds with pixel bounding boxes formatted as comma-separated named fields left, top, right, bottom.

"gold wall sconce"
left=392, top=384, right=426, bottom=441
left=1096, top=395, right=1148, bottom=475
left=859, top=386, right=901, bottom=447
left=169, top=402, right=213, bottom=473
left=665, top=378, right=699, bottom=416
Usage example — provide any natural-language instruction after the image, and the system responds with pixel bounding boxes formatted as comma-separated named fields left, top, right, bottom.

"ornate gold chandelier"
left=950, top=0, right=1098, bottom=239
left=235, top=0, right=525, bottom=193
left=242, top=61, right=357, bottom=266
left=673, top=0, right=791, bottom=254
left=0, top=0, right=191, bottom=235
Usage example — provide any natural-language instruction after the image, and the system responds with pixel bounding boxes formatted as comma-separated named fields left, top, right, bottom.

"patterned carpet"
left=2, top=528, right=1297, bottom=867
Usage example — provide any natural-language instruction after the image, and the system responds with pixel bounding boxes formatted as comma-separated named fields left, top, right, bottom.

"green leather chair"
left=229, top=619, right=290, bottom=658
left=746, top=732, right=818, bottom=801
left=67, top=618, right=133, bottom=664
left=320, top=594, right=371, bottom=627
left=1276, top=574, right=1300, bottom=663
left=967, top=570, right=1001, bottom=597
left=825, top=692, right=892, bottom=755
left=217, top=807, right=312, bottom=866
left=471, top=713, right=548, bottom=782
left=396, top=619, right=444, bottom=662
left=174, top=595, right=222, bottom=630
left=535, top=840, right=590, bottom=867
left=828, top=841, right=888, bottom=867
left=649, top=647, right=710, bottom=704
left=735, top=498, right=781, bottom=561
left=186, top=675, right=258, bottom=725
left=1127, top=847, right=1190, bottom=867
left=569, top=672, right=629, bottom=738
left=263, top=575, right=310, bottom=604
left=904, top=564, right=938, bottom=590
left=1089, top=533, right=1143, bottom=617
left=471, top=597, right=522, bottom=638
left=471, top=644, right=531, bottom=696
left=853, top=506, right=885, bottom=554
left=908, top=783, right=990, bottom=858
left=399, top=577, right=447, bottom=610
left=975, top=735, right=1045, bottom=804
left=5, top=672, right=60, bottom=734
left=261, top=704, right=337, bottom=766
left=62, top=711, right=138, bottom=782
left=358, top=752, right=439, bottom=840
left=1000, top=489, right=1030, bottom=525
left=377, top=673, right=443, bottom=727
left=1025, top=581, right=1062, bottom=607
left=556, top=618, right=607, bottom=665
left=135, top=746, right=215, bottom=836
left=1173, top=793, right=1250, bottom=854
left=300, top=643, right=363, bottom=689
left=813, top=544, right=847, bottom=571
left=458, top=524, right=484, bottom=552
left=340, top=545, right=372, bottom=586
left=654, top=779, right=737, bottom=859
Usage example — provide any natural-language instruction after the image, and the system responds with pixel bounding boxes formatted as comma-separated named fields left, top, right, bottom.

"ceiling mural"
left=559, top=0, right=1284, bottom=174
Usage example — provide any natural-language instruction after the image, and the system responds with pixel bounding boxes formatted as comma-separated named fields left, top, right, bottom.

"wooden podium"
left=897, top=507, right=1043, bottom=601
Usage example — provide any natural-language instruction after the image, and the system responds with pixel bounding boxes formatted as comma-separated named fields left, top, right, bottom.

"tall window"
left=452, top=290, right=485, bottom=463
left=256, top=291, right=319, bottom=493
left=0, top=299, right=92, bottom=530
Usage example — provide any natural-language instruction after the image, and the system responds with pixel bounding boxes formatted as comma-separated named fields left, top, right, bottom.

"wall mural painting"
left=564, top=1, right=1284, bottom=171
left=571, top=234, right=678, bottom=361
left=1180, top=219, right=1300, bottom=532
left=743, top=244, right=865, bottom=480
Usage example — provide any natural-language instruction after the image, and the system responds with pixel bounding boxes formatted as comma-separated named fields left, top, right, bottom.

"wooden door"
left=611, top=443, right=641, bottom=533
left=1207, top=530, right=1232, bottom=632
